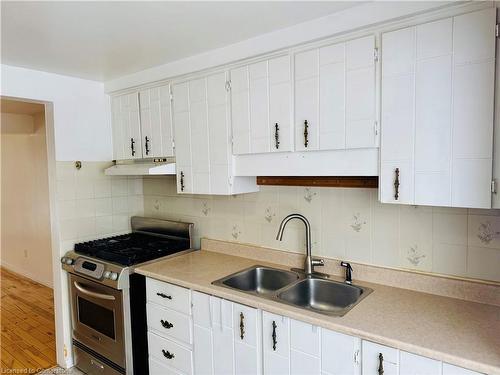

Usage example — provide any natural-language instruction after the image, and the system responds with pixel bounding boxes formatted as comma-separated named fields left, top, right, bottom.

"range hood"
left=104, top=158, right=176, bottom=176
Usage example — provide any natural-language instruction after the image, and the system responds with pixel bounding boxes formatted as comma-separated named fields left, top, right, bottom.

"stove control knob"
left=64, top=258, right=74, bottom=265
left=109, top=272, right=118, bottom=281
left=103, top=271, right=111, bottom=279
left=60, top=257, right=67, bottom=264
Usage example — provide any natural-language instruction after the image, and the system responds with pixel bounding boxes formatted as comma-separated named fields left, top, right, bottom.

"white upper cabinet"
left=230, top=55, right=293, bottom=155
left=111, top=84, right=174, bottom=160
left=139, top=85, right=174, bottom=158
left=111, top=92, right=142, bottom=160
left=294, top=35, right=377, bottom=152
left=380, top=8, right=496, bottom=208
left=172, top=72, right=258, bottom=195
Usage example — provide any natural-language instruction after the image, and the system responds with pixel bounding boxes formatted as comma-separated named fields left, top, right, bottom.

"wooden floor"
left=1, top=267, right=56, bottom=372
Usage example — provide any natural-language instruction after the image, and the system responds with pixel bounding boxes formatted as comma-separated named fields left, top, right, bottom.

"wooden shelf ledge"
left=256, top=176, right=378, bottom=188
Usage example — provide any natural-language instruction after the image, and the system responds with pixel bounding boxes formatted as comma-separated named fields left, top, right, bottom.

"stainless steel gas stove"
left=61, top=217, right=194, bottom=375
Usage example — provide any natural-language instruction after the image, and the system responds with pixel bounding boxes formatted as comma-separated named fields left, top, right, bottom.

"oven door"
left=70, top=273, right=125, bottom=368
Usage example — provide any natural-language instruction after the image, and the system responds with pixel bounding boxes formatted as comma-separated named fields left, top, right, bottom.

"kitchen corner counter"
left=135, top=250, right=500, bottom=375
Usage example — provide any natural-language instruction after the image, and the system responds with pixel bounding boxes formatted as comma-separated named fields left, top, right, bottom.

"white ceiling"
left=1, top=1, right=361, bottom=82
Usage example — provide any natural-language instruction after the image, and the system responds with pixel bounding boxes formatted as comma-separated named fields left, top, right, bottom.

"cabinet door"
left=172, top=82, right=193, bottom=194
left=380, top=26, right=416, bottom=205
left=233, top=302, right=262, bottom=375
left=295, top=49, right=319, bottom=151
left=321, top=329, right=361, bottom=375
left=139, top=85, right=174, bottom=158
left=381, top=8, right=495, bottom=208
left=290, top=319, right=320, bottom=375
left=111, top=93, right=142, bottom=160
left=362, top=341, right=398, bottom=375
left=263, top=311, right=289, bottom=375
left=269, top=55, right=293, bottom=152
left=399, top=351, right=441, bottom=375
left=290, top=349, right=320, bottom=375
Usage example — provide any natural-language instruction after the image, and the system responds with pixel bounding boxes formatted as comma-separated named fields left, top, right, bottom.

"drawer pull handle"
left=180, top=171, right=185, bottom=192
left=272, top=320, right=277, bottom=351
left=275, top=123, right=280, bottom=149
left=239, top=312, right=245, bottom=340
left=394, top=167, right=400, bottom=200
left=162, top=349, right=175, bottom=359
left=145, top=136, right=151, bottom=155
left=160, top=319, right=174, bottom=329
left=378, top=353, right=384, bottom=375
left=156, top=292, right=172, bottom=299
left=304, top=120, right=309, bottom=148
left=130, top=138, right=136, bottom=156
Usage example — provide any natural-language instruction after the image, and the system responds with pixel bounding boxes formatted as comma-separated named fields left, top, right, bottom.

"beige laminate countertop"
left=136, top=250, right=500, bottom=374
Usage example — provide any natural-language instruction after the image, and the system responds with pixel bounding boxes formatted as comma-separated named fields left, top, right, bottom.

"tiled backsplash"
left=56, top=161, right=144, bottom=253
left=143, top=176, right=500, bottom=283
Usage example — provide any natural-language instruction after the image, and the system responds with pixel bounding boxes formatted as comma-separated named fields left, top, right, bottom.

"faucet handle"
left=312, top=258, right=324, bottom=267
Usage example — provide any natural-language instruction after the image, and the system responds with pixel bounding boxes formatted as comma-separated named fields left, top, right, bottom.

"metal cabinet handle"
left=162, top=349, right=175, bottom=359
left=145, top=136, right=151, bottom=155
left=156, top=292, right=172, bottom=299
left=130, top=138, right=136, bottom=156
left=272, top=320, right=277, bottom=351
left=274, top=123, right=280, bottom=149
left=304, top=120, right=309, bottom=148
left=160, top=319, right=173, bottom=329
left=239, top=312, right=245, bottom=340
left=378, top=353, right=384, bottom=375
left=394, top=168, right=400, bottom=200
left=73, top=282, right=115, bottom=301
left=180, top=171, right=185, bottom=192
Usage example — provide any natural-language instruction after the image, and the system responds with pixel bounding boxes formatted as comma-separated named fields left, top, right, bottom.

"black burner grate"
left=74, top=233, right=190, bottom=266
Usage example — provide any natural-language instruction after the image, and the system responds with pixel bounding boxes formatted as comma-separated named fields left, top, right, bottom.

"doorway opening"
left=1, top=98, right=57, bottom=372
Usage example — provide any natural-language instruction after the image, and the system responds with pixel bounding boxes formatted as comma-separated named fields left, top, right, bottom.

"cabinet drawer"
left=443, top=363, right=482, bottom=375
left=290, top=319, right=320, bottom=357
left=149, top=356, right=185, bottom=375
left=148, top=331, right=193, bottom=375
left=147, top=278, right=191, bottom=315
left=362, top=341, right=398, bottom=375
left=400, top=351, right=441, bottom=375
left=233, top=302, right=259, bottom=347
left=147, top=303, right=192, bottom=345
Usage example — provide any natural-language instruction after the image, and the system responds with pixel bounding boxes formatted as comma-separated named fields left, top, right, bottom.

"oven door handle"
left=74, top=281, right=116, bottom=301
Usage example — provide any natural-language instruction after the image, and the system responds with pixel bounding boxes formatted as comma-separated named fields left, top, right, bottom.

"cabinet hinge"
left=169, top=92, right=173, bottom=101
left=492, top=179, right=497, bottom=194
left=374, top=121, right=379, bottom=136
left=225, top=80, right=232, bottom=92
left=496, top=24, right=499, bottom=38
left=374, top=47, right=379, bottom=62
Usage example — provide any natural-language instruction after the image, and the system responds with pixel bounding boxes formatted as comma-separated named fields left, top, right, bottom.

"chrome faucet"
left=276, top=213, right=325, bottom=276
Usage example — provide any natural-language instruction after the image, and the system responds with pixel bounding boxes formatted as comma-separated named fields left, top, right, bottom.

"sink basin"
left=277, top=278, right=372, bottom=316
left=214, top=266, right=299, bottom=294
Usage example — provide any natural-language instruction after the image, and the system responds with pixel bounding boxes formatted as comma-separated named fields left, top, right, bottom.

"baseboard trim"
left=0, top=261, right=54, bottom=288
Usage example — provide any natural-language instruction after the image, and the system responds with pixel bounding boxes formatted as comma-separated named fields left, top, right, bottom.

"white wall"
left=1, top=112, right=53, bottom=286
left=1, top=64, right=112, bottom=161
left=144, top=177, right=500, bottom=283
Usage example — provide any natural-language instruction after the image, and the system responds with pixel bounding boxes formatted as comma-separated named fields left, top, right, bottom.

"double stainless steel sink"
left=213, top=266, right=372, bottom=317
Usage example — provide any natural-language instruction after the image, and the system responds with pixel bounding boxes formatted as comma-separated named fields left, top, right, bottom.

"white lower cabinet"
left=233, top=302, right=262, bottom=375
left=146, top=279, right=484, bottom=375
left=322, top=330, right=361, bottom=375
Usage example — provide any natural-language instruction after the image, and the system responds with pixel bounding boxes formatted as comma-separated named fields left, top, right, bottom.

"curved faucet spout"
left=276, top=213, right=322, bottom=275
left=276, top=213, right=311, bottom=251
